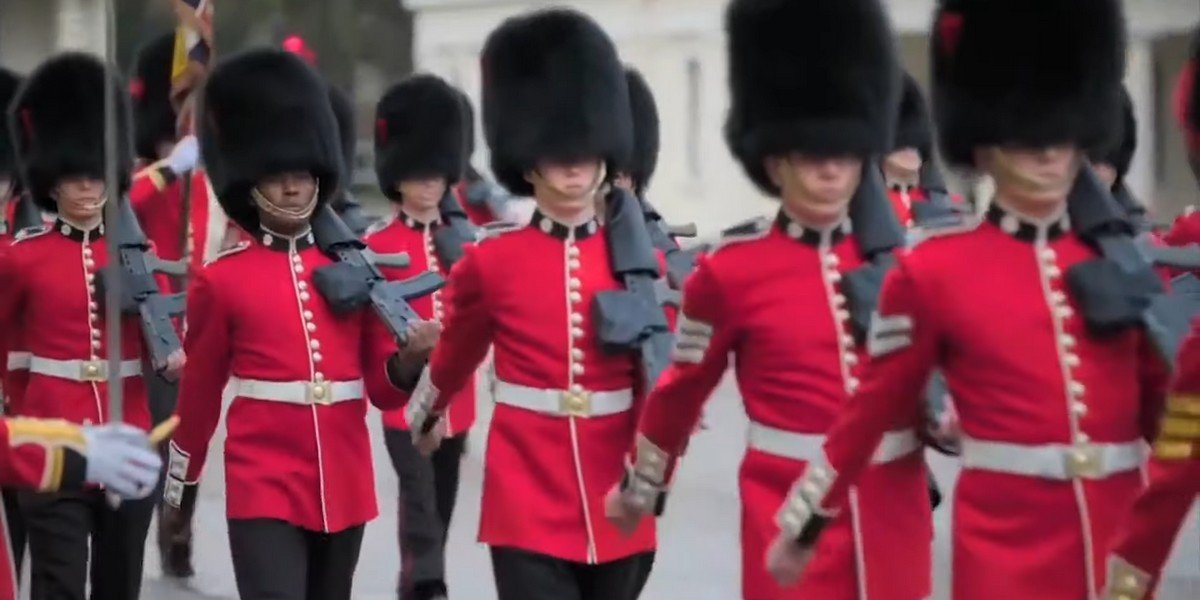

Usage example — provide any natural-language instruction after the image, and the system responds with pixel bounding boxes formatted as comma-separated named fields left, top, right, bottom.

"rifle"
left=310, top=205, right=444, bottom=344
left=593, top=188, right=675, bottom=392
left=462, top=175, right=513, bottom=223
left=1066, top=166, right=1200, bottom=366
left=840, top=162, right=907, bottom=342
left=909, top=159, right=969, bottom=231
left=94, top=197, right=188, bottom=373
left=431, top=188, right=477, bottom=269
left=12, top=192, right=43, bottom=232
left=636, top=194, right=698, bottom=293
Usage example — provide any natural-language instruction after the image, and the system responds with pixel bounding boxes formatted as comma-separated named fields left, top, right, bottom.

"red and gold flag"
left=169, top=0, right=213, bottom=111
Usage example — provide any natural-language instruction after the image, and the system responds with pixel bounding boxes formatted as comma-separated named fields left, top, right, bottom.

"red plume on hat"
left=282, top=35, right=317, bottom=66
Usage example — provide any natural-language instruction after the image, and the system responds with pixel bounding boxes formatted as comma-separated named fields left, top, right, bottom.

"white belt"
left=230, top=376, right=363, bottom=406
left=494, top=380, right=633, bottom=418
left=961, top=438, right=1144, bottom=480
left=747, top=422, right=921, bottom=464
left=6, top=352, right=31, bottom=371
left=28, top=356, right=141, bottom=382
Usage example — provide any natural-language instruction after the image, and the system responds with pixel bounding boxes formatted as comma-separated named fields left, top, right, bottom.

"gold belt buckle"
left=307, top=381, right=334, bottom=406
left=560, top=390, right=592, bottom=418
left=79, top=360, right=107, bottom=382
left=1063, top=444, right=1103, bottom=479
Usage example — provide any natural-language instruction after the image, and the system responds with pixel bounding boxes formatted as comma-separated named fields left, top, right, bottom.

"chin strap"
left=252, top=183, right=320, bottom=224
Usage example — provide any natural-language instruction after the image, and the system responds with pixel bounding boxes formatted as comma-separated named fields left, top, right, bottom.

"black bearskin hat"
left=0, top=68, right=21, bottom=179
left=8, top=53, right=133, bottom=212
left=1091, top=88, right=1136, bottom=183
left=1177, top=30, right=1200, bottom=153
left=199, top=48, right=342, bottom=233
left=931, top=0, right=1126, bottom=168
left=894, top=73, right=933, bottom=158
left=328, top=84, right=357, bottom=185
left=374, top=74, right=467, bottom=199
left=624, top=67, right=660, bottom=195
left=481, top=8, right=632, bottom=197
left=725, top=0, right=900, bottom=196
left=457, top=89, right=476, bottom=162
left=131, top=33, right=177, bottom=161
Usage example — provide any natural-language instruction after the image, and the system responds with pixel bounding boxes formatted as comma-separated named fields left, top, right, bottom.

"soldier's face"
left=52, top=176, right=107, bottom=223
left=258, top=171, right=318, bottom=211
left=1093, top=162, right=1118, bottom=188
left=982, top=145, right=1080, bottom=207
left=769, top=153, right=861, bottom=224
left=883, top=148, right=922, bottom=179
left=529, top=158, right=603, bottom=208
left=397, top=177, right=447, bottom=212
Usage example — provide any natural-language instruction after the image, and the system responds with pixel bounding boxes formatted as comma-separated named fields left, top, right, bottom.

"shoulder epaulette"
left=907, top=215, right=981, bottom=247
left=11, top=225, right=50, bottom=244
left=363, top=217, right=393, bottom=238
left=475, top=221, right=524, bottom=242
left=205, top=241, right=250, bottom=266
left=711, top=216, right=771, bottom=252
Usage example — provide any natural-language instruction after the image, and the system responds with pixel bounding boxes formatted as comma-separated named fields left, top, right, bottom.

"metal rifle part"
left=432, top=188, right=477, bottom=269
left=310, top=205, right=442, bottom=344
left=636, top=193, right=698, bottom=295
left=592, top=189, right=674, bottom=392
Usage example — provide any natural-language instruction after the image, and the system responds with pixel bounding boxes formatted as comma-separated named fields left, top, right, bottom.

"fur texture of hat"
left=894, top=73, right=933, bottom=158
left=1091, top=88, right=1136, bottom=183
left=8, top=53, right=133, bottom=212
left=481, top=8, right=632, bottom=197
left=624, top=67, right=659, bottom=196
left=1176, top=29, right=1200, bottom=153
left=131, top=33, right=177, bottom=160
left=374, top=74, right=467, bottom=200
left=931, top=0, right=1126, bottom=168
left=199, top=48, right=342, bottom=233
left=724, top=0, right=900, bottom=196
left=0, top=68, right=21, bottom=179
left=328, top=84, right=357, bottom=183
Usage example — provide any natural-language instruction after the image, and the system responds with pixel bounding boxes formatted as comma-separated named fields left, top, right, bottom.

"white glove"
left=165, top=135, right=200, bottom=175
left=82, top=423, right=162, bottom=500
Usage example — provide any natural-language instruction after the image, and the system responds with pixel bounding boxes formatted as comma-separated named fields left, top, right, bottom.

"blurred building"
left=406, top=0, right=1200, bottom=235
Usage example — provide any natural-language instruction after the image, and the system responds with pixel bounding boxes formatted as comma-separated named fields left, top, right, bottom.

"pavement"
left=27, top=374, right=1199, bottom=599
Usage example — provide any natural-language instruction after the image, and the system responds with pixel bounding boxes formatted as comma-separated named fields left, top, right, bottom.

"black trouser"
left=3, top=487, right=26, bottom=579
left=383, top=427, right=467, bottom=599
left=228, top=518, right=365, bottom=600
left=19, top=488, right=156, bottom=600
left=489, top=546, right=655, bottom=600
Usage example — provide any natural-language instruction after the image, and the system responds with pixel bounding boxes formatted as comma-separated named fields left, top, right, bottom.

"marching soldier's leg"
left=489, top=546, right=582, bottom=600
left=89, top=491, right=157, bottom=600
left=430, top=433, right=467, bottom=541
left=228, top=519, right=309, bottom=599
left=383, top=427, right=447, bottom=598
left=578, top=551, right=654, bottom=600
left=304, top=524, right=365, bottom=600
left=18, top=489, right=92, bottom=600
left=2, top=488, right=25, bottom=578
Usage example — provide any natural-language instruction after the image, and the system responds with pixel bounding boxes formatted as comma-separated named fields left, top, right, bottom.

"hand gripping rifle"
left=310, top=205, right=444, bottom=344
left=94, top=194, right=188, bottom=374
left=431, top=188, right=478, bottom=269
left=636, top=194, right=699, bottom=291
left=593, top=188, right=675, bottom=392
left=1066, top=166, right=1200, bottom=367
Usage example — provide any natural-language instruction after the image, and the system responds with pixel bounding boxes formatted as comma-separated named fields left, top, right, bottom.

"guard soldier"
left=764, top=2, right=1171, bottom=599
left=404, top=9, right=665, bottom=599
left=127, top=33, right=230, bottom=274
left=0, top=419, right=164, bottom=600
left=365, top=73, right=474, bottom=600
left=1161, top=32, right=1200, bottom=246
left=451, top=92, right=526, bottom=226
left=0, top=52, right=186, bottom=600
left=326, top=84, right=375, bottom=236
left=1091, top=89, right=1153, bottom=231
left=605, top=1, right=932, bottom=599
left=1100, top=35, right=1200, bottom=600
left=162, top=48, right=433, bottom=599
left=613, top=68, right=657, bottom=200
left=0, top=68, right=21, bottom=236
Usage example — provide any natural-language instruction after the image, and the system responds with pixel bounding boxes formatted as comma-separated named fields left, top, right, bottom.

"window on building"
left=685, top=57, right=702, bottom=178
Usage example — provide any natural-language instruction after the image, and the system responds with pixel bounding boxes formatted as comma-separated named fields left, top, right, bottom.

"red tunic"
left=634, top=214, right=931, bottom=600
left=0, top=221, right=153, bottom=430
left=416, top=212, right=660, bottom=563
left=129, top=166, right=230, bottom=277
left=0, top=417, right=90, bottom=599
left=1103, top=321, right=1200, bottom=600
left=783, top=205, right=1168, bottom=600
left=886, top=185, right=965, bottom=228
left=364, top=214, right=476, bottom=434
left=167, top=230, right=408, bottom=533
left=1162, top=209, right=1200, bottom=248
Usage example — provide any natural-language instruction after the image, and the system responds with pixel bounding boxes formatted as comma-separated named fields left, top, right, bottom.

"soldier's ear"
left=764, top=156, right=784, bottom=189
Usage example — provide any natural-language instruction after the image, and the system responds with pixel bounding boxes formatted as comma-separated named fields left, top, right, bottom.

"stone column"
left=1124, top=35, right=1157, bottom=211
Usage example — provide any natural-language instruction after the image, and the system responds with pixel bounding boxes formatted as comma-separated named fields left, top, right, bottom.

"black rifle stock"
left=310, top=205, right=443, bottom=344
left=95, top=197, right=186, bottom=371
left=432, top=189, right=477, bottom=269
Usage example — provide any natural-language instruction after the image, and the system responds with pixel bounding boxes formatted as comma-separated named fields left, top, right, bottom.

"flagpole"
left=103, top=0, right=124, bottom=425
